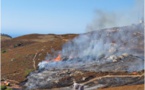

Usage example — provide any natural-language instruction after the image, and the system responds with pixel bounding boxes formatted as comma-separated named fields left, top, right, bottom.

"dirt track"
left=82, top=74, right=144, bottom=85
left=98, top=84, right=144, bottom=90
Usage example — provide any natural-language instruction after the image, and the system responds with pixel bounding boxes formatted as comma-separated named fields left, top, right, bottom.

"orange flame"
left=54, top=54, right=61, bottom=62
left=132, top=71, right=137, bottom=75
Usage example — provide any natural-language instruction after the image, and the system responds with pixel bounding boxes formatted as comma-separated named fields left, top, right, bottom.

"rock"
left=122, top=53, right=129, bottom=57
left=112, top=59, right=117, bottom=62
left=11, top=58, right=14, bottom=61
left=54, top=80, right=59, bottom=84
left=73, top=82, right=79, bottom=90
left=108, top=55, right=117, bottom=60
left=108, top=53, right=132, bottom=63
left=82, top=77, right=86, bottom=81
left=117, top=55, right=124, bottom=60
left=73, top=82, right=84, bottom=90
left=75, top=71, right=84, bottom=75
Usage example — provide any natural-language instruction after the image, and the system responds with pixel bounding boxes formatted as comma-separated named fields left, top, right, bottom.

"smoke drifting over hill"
left=86, top=0, right=144, bottom=32
left=37, top=23, right=144, bottom=72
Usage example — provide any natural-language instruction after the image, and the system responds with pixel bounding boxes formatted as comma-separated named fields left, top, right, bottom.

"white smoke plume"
left=38, top=23, right=144, bottom=71
left=86, top=0, right=144, bottom=32
left=38, top=0, right=144, bottom=71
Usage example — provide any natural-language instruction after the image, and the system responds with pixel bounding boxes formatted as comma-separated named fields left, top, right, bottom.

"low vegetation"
left=13, top=42, right=23, bottom=48
left=1, top=33, right=12, bottom=38
left=0, top=85, right=12, bottom=90
left=5, top=88, right=13, bottom=90
left=2, top=50, right=6, bottom=53
left=24, top=69, right=34, bottom=76
left=0, top=85, right=7, bottom=90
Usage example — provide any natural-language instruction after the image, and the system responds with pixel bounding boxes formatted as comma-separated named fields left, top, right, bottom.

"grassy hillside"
left=1, top=34, right=78, bottom=82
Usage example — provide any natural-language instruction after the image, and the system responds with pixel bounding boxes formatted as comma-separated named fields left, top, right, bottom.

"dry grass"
left=1, top=36, right=12, bottom=41
left=1, top=34, right=78, bottom=82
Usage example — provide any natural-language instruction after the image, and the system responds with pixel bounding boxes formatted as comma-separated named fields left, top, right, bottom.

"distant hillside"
left=1, top=33, right=12, bottom=41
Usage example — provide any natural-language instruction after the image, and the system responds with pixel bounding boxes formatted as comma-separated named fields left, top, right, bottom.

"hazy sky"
left=1, top=0, right=140, bottom=37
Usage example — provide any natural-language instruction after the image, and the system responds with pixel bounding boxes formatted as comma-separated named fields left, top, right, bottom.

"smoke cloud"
left=38, top=23, right=144, bottom=71
left=37, top=0, right=144, bottom=72
left=86, top=0, right=144, bottom=32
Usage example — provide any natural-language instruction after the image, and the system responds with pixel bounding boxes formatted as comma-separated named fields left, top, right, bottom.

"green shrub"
left=13, top=43, right=23, bottom=48
left=5, top=88, right=13, bottom=90
left=2, top=50, right=6, bottom=53
left=13, top=44, right=18, bottom=48
left=1, top=33, right=12, bottom=38
left=0, top=85, right=7, bottom=90
left=24, top=69, right=33, bottom=76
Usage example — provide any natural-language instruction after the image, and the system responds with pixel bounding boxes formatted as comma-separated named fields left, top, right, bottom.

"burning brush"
left=38, top=54, right=62, bottom=71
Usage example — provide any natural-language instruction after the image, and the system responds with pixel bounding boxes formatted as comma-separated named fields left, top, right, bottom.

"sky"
left=1, top=0, right=143, bottom=37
